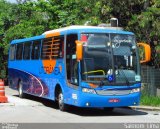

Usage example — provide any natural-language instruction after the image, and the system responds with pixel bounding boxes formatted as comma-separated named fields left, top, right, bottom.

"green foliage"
left=141, top=93, right=160, bottom=107
left=128, top=0, right=160, bottom=42
left=0, top=0, right=160, bottom=79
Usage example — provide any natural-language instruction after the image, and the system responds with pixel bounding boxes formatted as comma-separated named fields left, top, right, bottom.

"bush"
left=141, top=92, right=160, bottom=107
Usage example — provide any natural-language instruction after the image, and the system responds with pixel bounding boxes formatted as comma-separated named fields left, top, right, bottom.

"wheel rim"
left=58, top=92, right=63, bottom=109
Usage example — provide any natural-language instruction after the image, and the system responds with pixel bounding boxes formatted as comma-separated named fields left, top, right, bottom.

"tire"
left=58, top=90, right=68, bottom=111
left=104, top=107, right=114, bottom=112
left=18, top=81, right=25, bottom=98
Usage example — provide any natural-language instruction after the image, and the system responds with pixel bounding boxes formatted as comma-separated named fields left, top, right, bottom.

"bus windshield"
left=81, top=33, right=140, bottom=86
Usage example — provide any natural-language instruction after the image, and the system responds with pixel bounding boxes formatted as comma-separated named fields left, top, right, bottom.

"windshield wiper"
left=88, top=75, right=106, bottom=87
left=99, top=80, right=105, bottom=87
left=84, top=75, right=106, bottom=87
left=87, top=75, right=106, bottom=78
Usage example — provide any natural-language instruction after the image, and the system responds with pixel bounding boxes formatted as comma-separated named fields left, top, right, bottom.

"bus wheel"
left=18, top=81, right=25, bottom=98
left=58, top=90, right=68, bottom=111
left=104, top=107, right=114, bottom=112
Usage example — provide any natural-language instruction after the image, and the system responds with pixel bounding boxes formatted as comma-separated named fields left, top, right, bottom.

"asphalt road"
left=0, top=87, right=160, bottom=123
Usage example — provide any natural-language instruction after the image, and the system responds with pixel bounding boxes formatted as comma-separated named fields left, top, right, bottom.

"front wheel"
left=58, top=90, right=68, bottom=111
left=18, top=81, right=25, bottom=98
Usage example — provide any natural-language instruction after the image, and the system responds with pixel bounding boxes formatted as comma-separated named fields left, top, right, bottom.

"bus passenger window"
left=41, top=36, right=64, bottom=59
left=9, top=45, right=16, bottom=60
left=32, top=40, right=41, bottom=60
left=16, top=44, right=23, bottom=60
left=23, top=42, right=31, bottom=60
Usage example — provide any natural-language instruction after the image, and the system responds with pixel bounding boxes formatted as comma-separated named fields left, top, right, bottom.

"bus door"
left=66, top=34, right=79, bottom=87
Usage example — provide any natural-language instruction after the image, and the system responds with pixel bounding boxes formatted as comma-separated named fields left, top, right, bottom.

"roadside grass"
left=140, top=94, right=160, bottom=107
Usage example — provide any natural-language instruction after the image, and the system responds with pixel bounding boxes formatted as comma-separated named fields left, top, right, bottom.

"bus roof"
left=10, top=25, right=134, bottom=44
left=43, top=25, right=134, bottom=35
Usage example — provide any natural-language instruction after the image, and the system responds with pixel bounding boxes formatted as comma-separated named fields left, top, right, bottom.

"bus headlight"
left=82, top=88, right=96, bottom=94
left=130, top=88, right=140, bottom=93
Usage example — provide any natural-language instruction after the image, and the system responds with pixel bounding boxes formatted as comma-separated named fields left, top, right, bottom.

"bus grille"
left=96, top=89, right=131, bottom=96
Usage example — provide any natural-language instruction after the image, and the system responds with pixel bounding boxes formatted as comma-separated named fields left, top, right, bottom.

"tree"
left=0, top=0, right=16, bottom=79
left=0, top=0, right=160, bottom=80
left=128, top=0, right=160, bottom=67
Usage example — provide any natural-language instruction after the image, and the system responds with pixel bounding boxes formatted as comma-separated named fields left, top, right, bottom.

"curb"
left=131, top=106, right=160, bottom=111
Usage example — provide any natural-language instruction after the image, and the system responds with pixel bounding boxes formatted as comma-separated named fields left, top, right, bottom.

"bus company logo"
left=40, top=65, right=54, bottom=74
left=53, top=67, right=60, bottom=75
left=113, top=39, right=132, bottom=44
left=41, top=60, right=57, bottom=74
left=40, top=60, right=62, bottom=74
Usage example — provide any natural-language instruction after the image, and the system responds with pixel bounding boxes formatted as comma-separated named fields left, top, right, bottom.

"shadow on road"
left=66, top=107, right=148, bottom=117
left=13, top=94, right=59, bottom=109
left=13, top=94, right=148, bottom=117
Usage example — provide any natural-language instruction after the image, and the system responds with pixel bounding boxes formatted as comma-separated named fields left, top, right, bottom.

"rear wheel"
left=57, top=90, right=68, bottom=111
left=18, top=81, right=25, bottom=98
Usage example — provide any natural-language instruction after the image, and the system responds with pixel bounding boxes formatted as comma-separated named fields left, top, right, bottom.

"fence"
left=141, top=65, right=160, bottom=96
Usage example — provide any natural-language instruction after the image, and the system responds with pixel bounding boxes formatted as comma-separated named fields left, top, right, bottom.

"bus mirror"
left=137, top=43, right=151, bottom=63
left=75, top=40, right=83, bottom=61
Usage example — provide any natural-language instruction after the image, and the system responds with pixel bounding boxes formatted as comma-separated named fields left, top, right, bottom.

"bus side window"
left=23, top=42, right=32, bottom=60
left=9, top=45, right=16, bottom=60
left=16, top=43, right=23, bottom=60
left=41, top=36, right=64, bottom=59
left=32, top=40, right=41, bottom=60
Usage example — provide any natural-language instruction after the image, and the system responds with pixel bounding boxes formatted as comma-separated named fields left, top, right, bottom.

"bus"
left=8, top=25, right=150, bottom=111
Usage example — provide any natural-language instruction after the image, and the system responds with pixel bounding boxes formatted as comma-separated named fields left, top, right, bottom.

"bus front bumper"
left=75, top=92, right=141, bottom=108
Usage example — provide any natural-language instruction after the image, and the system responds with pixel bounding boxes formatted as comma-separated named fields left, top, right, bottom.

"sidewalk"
left=131, top=105, right=160, bottom=111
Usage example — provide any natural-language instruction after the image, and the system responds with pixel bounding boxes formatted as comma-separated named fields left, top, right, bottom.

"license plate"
left=109, top=98, right=120, bottom=103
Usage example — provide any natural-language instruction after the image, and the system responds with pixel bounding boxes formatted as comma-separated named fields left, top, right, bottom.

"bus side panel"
left=8, top=59, right=67, bottom=100
left=8, top=68, right=49, bottom=97
left=8, top=68, right=20, bottom=90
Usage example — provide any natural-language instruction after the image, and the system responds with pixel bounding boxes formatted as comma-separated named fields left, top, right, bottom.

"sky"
left=6, top=0, right=17, bottom=3
left=6, top=0, right=37, bottom=3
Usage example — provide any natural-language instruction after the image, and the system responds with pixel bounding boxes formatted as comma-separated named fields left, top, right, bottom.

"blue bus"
left=8, top=25, right=147, bottom=111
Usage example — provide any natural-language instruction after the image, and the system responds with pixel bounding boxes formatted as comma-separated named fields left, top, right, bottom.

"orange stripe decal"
left=45, top=32, right=60, bottom=38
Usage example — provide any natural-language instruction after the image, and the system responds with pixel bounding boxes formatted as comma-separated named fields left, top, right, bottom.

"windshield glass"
left=81, top=33, right=140, bottom=86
